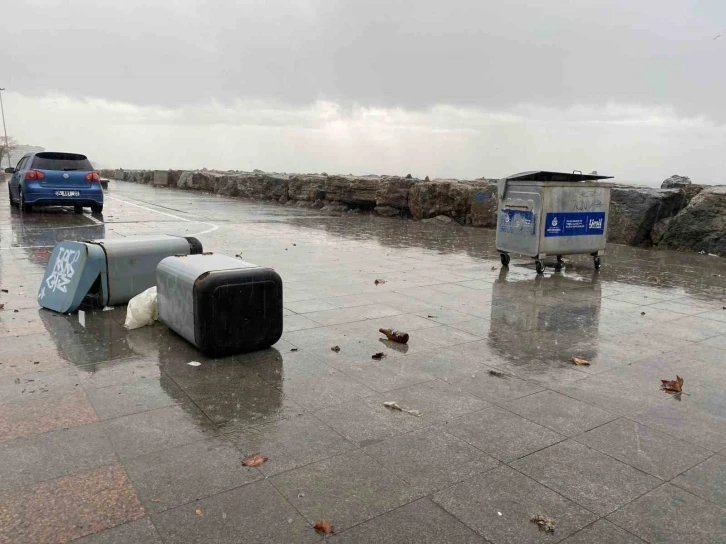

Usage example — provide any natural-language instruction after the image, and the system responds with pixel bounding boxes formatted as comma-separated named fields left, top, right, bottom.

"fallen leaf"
left=290, top=348, right=299, bottom=352
left=195, top=509, right=203, bottom=517
left=661, top=375, right=684, bottom=394
left=641, top=312, right=646, bottom=316
left=13, top=310, right=18, bottom=313
left=314, top=520, right=335, bottom=534
left=571, top=357, right=590, bottom=366
left=374, top=279, right=387, bottom=285
left=488, top=370, right=508, bottom=378
left=1, top=289, right=7, bottom=293
left=427, top=315, right=437, bottom=318
left=383, top=401, right=422, bottom=417
left=372, top=352, right=386, bottom=360
left=242, top=453, right=268, bottom=467
left=531, top=514, right=555, bottom=533
left=331, top=346, right=341, bottom=353
left=0, top=304, right=4, bottom=310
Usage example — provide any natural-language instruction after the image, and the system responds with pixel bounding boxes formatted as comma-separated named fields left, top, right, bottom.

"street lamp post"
left=0, top=88, right=10, bottom=169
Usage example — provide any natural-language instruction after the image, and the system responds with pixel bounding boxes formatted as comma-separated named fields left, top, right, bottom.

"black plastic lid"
left=505, top=171, right=613, bottom=182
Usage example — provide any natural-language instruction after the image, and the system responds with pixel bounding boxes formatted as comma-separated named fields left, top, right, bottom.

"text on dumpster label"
left=544, top=212, right=605, bottom=237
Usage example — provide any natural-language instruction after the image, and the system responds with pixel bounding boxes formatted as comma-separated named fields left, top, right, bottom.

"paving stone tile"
left=102, top=405, right=216, bottom=460
left=124, top=437, right=261, bottom=513
left=283, top=314, right=322, bottom=332
left=0, top=422, right=116, bottom=492
left=271, top=450, right=419, bottom=531
left=0, top=390, right=97, bottom=443
left=71, top=518, right=162, bottom=544
left=76, top=357, right=164, bottom=389
left=560, top=519, right=646, bottom=544
left=408, top=325, right=482, bottom=347
left=0, top=464, right=144, bottom=544
left=672, top=454, right=726, bottom=509
left=383, top=380, right=490, bottom=424
left=86, top=375, right=192, bottom=419
left=315, top=394, right=430, bottom=446
left=363, top=427, right=498, bottom=494
left=503, top=390, right=616, bottom=437
left=702, top=335, right=726, bottom=350
left=226, top=414, right=356, bottom=476
left=0, top=367, right=79, bottom=405
left=330, top=498, right=487, bottom=543
left=338, top=356, right=435, bottom=393
left=634, top=386, right=726, bottom=451
left=433, top=465, right=598, bottom=544
left=576, top=418, right=711, bottom=480
left=151, top=480, right=317, bottom=544
left=454, top=369, right=544, bottom=404
left=446, top=406, right=563, bottom=462
left=276, top=369, right=376, bottom=411
left=511, top=440, right=661, bottom=516
left=304, top=304, right=402, bottom=326
left=608, top=484, right=726, bottom=544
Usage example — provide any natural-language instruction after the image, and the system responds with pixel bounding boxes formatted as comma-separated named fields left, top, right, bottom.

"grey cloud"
left=2, top=0, right=725, bottom=118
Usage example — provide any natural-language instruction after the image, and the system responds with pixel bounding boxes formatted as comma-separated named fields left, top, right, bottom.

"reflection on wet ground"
left=1, top=181, right=725, bottom=543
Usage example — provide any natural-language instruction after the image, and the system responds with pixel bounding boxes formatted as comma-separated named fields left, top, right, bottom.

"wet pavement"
left=1, top=179, right=726, bottom=543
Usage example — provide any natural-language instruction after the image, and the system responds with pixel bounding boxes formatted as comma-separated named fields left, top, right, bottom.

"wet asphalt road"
left=1, top=179, right=726, bottom=543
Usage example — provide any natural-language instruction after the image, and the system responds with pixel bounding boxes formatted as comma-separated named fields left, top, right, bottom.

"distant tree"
left=0, top=136, right=18, bottom=168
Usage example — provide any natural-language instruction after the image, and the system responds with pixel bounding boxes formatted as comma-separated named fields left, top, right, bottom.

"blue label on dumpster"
left=499, top=210, right=536, bottom=236
left=544, top=212, right=605, bottom=237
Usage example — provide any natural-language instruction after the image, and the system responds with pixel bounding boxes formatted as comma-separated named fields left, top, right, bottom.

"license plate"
left=55, top=191, right=80, bottom=197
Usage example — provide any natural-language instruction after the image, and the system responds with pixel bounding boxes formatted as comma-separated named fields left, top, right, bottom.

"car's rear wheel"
left=20, top=190, right=33, bottom=213
left=91, top=203, right=103, bottom=214
left=74, top=206, right=83, bottom=214
left=8, top=187, right=18, bottom=207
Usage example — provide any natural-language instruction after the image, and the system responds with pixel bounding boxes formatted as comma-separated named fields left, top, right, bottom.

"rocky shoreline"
left=99, top=169, right=726, bottom=256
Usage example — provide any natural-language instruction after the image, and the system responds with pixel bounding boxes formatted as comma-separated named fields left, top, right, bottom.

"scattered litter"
left=712, top=274, right=721, bottom=277
left=293, top=243, right=297, bottom=246
left=374, top=279, right=387, bottom=286
left=379, top=328, right=409, bottom=344
left=709, top=253, right=718, bottom=257
left=290, top=348, right=299, bottom=352
left=242, top=453, right=268, bottom=467
left=314, top=520, right=335, bottom=535
left=491, top=266, right=497, bottom=270
left=151, top=498, right=167, bottom=504
left=427, top=315, right=437, bottom=318
left=661, top=375, right=684, bottom=394
left=187, top=361, right=202, bottom=367
left=383, top=401, right=422, bottom=417
left=531, top=515, right=555, bottom=533
left=33, top=361, right=39, bottom=365
left=699, top=250, right=706, bottom=255
left=102, top=306, right=114, bottom=311
left=124, top=287, right=158, bottom=330
left=287, top=518, right=294, bottom=524
left=1, top=289, right=7, bottom=293
left=497, top=511, right=502, bottom=516
left=331, top=346, right=341, bottom=353
left=571, top=357, right=590, bottom=366
left=488, top=370, right=507, bottom=378
left=13, top=309, right=18, bottom=313
left=641, top=312, right=646, bottom=316
left=0, top=304, right=4, bottom=310
left=297, top=492, right=305, bottom=498
left=372, top=352, right=386, bottom=360
left=195, top=509, right=203, bottom=517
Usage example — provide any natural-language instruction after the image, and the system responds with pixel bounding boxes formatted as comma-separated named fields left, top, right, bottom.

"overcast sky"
left=2, top=0, right=724, bottom=183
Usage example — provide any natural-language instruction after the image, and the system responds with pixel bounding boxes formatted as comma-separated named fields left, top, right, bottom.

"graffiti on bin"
left=498, top=210, right=536, bottom=236
left=473, top=192, right=489, bottom=203
left=43, top=247, right=82, bottom=295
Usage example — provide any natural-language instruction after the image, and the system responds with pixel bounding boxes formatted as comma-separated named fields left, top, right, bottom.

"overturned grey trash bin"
left=156, top=254, right=283, bottom=356
left=496, top=171, right=614, bottom=274
left=38, top=235, right=203, bottom=313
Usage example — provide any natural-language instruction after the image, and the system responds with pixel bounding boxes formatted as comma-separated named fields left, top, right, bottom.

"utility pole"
left=0, top=88, right=10, bottom=169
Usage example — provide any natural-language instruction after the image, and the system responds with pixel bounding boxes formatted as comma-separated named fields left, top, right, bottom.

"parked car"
left=5, top=151, right=103, bottom=214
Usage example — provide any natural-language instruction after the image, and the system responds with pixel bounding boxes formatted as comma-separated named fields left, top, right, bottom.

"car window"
left=16, top=156, right=28, bottom=170
left=31, top=152, right=93, bottom=171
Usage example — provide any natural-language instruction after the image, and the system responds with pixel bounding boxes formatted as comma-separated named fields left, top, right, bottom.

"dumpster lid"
left=505, top=171, right=613, bottom=182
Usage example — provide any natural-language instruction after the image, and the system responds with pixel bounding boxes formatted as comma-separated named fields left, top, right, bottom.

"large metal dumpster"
left=496, top=171, right=614, bottom=273
left=38, top=235, right=203, bottom=313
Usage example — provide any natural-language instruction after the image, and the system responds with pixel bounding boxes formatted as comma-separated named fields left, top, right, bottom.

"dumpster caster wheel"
left=500, top=253, right=510, bottom=267
left=555, top=256, right=564, bottom=272
left=594, top=256, right=602, bottom=270
left=535, top=260, right=544, bottom=274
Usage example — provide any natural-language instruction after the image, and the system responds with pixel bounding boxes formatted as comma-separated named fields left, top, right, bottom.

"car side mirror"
left=4, top=167, right=15, bottom=174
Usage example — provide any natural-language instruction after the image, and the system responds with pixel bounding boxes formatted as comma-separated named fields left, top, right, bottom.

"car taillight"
left=25, top=170, right=46, bottom=180
left=85, top=172, right=100, bottom=182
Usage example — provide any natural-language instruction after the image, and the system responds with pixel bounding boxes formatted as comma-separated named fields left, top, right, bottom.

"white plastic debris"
left=187, top=361, right=202, bottom=367
left=102, top=306, right=115, bottom=312
left=124, top=287, right=158, bottom=330
left=383, top=401, right=422, bottom=417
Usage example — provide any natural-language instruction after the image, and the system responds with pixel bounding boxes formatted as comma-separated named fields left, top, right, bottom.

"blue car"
left=6, top=151, right=104, bottom=214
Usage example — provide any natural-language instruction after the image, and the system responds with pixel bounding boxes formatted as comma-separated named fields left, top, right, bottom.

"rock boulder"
left=468, top=182, right=498, bottom=228
left=376, top=176, right=417, bottom=209
left=661, top=175, right=692, bottom=189
left=607, top=187, right=686, bottom=246
left=409, top=180, right=474, bottom=221
left=659, top=186, right=726, bottom=255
